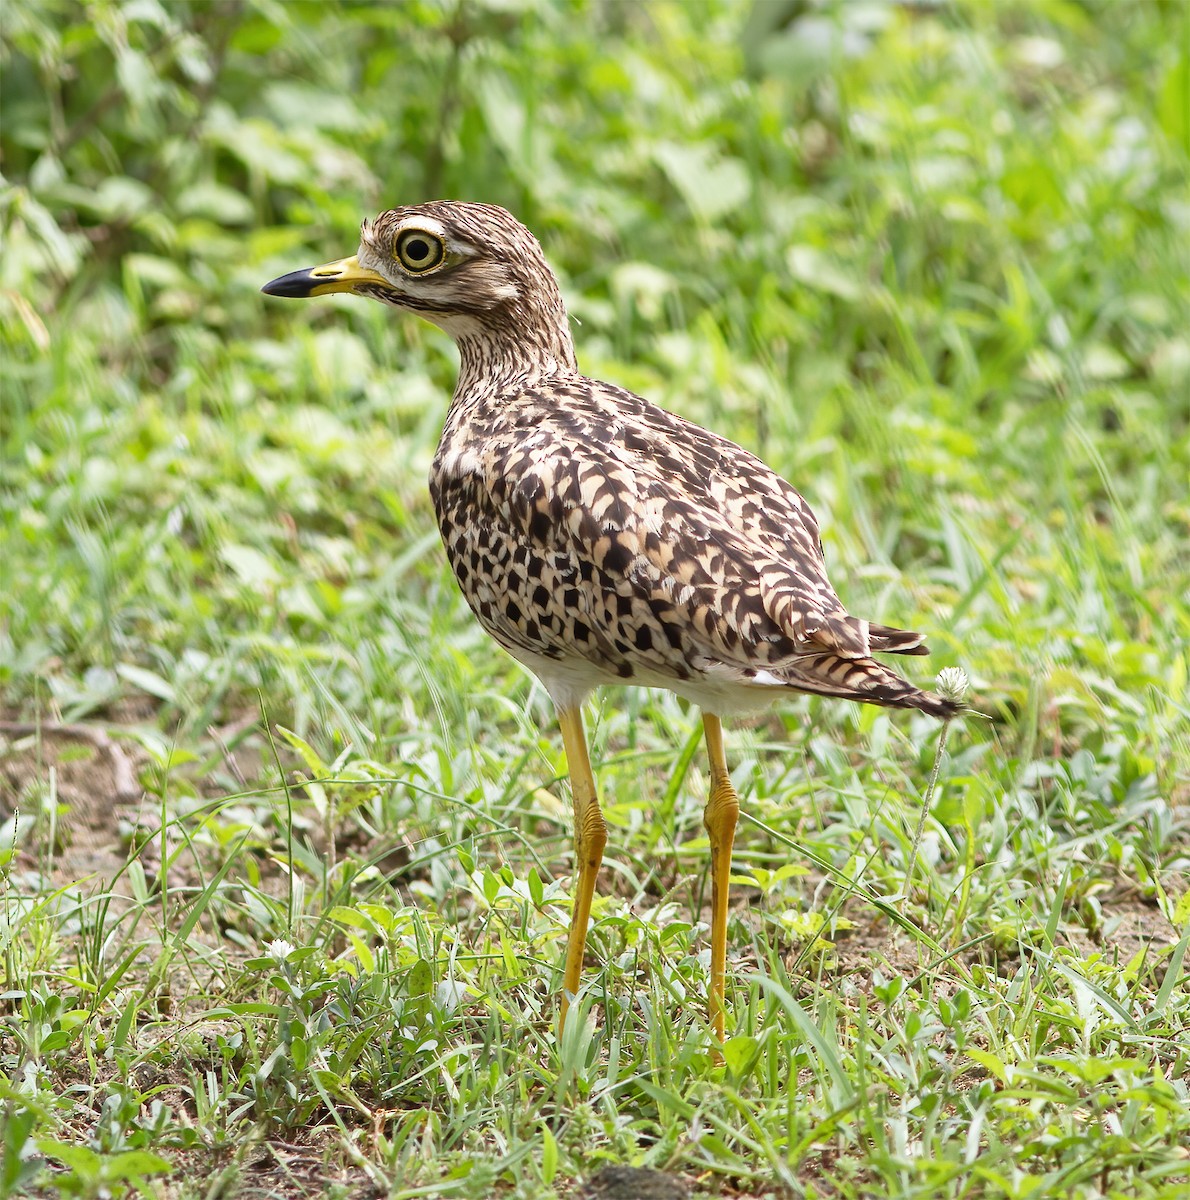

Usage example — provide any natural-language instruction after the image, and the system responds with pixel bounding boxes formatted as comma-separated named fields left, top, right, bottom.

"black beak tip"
left=261, top=269, right=316, bottom=298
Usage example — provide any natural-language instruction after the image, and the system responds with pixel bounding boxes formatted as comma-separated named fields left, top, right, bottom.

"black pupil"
left=405, top=237, right=431, bottom=263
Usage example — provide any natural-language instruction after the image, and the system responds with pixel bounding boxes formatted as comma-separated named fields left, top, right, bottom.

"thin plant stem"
left=903, top=717, right=953, bottom=915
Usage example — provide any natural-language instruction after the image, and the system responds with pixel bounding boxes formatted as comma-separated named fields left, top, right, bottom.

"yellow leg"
left=557, top=704, right=607, bottom=1032
left=703, top=712, right=740, bottom=1043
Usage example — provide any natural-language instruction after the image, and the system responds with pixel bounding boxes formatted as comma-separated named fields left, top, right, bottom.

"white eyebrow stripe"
left=395, top=215, right=449, bottom=241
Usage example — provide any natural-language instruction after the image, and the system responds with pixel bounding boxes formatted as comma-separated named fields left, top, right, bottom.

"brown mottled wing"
left=500, top=383, right=877, bottom=671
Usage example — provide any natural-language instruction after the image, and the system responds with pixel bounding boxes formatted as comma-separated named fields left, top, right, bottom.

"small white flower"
left=266, top=938, right=295, bottom=962
left=936, top=667, right=970, bottom=705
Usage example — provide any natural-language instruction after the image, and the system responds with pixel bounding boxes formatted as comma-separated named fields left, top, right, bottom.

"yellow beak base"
left=261, top=255, right=389, bottom=298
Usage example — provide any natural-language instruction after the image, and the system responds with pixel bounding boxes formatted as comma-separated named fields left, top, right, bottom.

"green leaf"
left=653, top=142, right=750, bottom=222
left=786, top=245, right=863, bottom=301
left=540, top=1123, right=557, bottom=1184
left=2, top=1107, right=38, bottom=1195
left=1159, top=48, right=1190, bottom=157
left=275, top=724, right=328, bottom=778
left=722, top=1034, right=759, bottom=1078
left=37, top=1139, right=101, bottom=1174
left=177, top=181, right=254, bottom=225
left=409, top=958, right=433, bottom=999
left=967, top=1048, right=1008, bottom=1083
left=264, top=82, right=371, bottom=134
left=221, top=543, right=282, bottom=590
left=117, top=662, right=177, bottom=703
left=106, top=1149, right=173, bottom=1179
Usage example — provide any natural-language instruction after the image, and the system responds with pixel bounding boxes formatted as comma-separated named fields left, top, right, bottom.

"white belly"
left=503, top=643, right=784, bottom=718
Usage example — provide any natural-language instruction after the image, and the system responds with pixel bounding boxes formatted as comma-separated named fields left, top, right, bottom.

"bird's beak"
left=261, top=255, right=389, bottom=298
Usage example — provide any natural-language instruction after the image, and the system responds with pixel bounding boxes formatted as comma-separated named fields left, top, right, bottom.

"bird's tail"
left=868, top=622, right=931, bottom=657
left=777, top=651, right=962, bottom=720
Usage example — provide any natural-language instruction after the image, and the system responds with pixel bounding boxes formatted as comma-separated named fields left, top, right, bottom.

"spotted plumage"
left=263, top=200, right=960, bottom=1043
left=430, top=374, right=951, bottom=718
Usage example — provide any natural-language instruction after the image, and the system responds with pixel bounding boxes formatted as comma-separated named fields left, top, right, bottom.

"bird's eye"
left=395, top=229, right=446, bottom=273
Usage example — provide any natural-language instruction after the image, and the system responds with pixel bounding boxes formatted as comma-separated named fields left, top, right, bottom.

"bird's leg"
left=702, top=712, right=739, bottom=1043
left=557, top=704, right=607, bottom=1032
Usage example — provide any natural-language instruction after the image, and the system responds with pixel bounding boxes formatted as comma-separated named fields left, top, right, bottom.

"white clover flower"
left=936, top=667, right=970, bottom=705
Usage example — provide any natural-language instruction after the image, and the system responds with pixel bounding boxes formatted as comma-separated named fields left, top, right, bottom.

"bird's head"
left=262, top=201, right=577, bottom=380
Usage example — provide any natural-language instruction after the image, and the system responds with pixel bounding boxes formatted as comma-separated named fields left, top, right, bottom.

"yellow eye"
left=395, top=229, right=445, bottom=273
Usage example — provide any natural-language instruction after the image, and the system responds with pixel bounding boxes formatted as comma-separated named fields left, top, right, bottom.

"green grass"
left=2, top=1, right=1189, bottom=1197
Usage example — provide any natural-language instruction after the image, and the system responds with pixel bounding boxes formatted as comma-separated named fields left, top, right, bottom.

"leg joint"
left=580, top=807, right=608, bottom=863
left=704, top=778, right=740, bottom=833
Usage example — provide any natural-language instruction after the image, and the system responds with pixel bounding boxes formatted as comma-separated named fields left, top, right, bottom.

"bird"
left=262, top=201, right=961, bottom=1042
